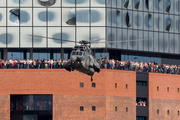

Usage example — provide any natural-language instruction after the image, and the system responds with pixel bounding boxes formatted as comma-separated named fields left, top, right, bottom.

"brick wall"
left=149, top=73, right=180, bottom=120
left=0, top=69, right=136, bottom=120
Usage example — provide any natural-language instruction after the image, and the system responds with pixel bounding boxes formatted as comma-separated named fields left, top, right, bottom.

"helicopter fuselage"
left=64, top=45, right=100, bottom=76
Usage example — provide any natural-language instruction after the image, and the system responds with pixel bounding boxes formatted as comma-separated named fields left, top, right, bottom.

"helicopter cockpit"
left=71, top=51, right=85, bottom=57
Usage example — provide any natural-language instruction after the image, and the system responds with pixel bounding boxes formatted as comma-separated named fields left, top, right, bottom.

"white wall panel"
left=76, top=8, right=89, bottom=26
left=175, top=34, right=179, bottom=54
left=0, top=27, right=6, bottom=48
left=111, top=28, right=116, bottom=48
left=8, top=0, right=19, bottom=7
left=76, top=27, right=90, bottom=42
left=7, top=27, right=19, bottom=48
left=106, top=27, right=111, bottom=48
left=48, top=27, right=61, bottom=48
left=0, top=8, right=6, bottom=26
left=61, top=27, right=75, bottom=48
left=132, top=30, right=138, bottom=50
left=122, top=29, right=127, bottom=49
left=138, top=30, right=143, bottom=51
left=169, top=34, right=174, bottom=53
left=91, top=27, right=105, bottom=48
left=138, top=12, right=143, bottom=30
left=91, top=8, right=105, bottom=26
left=133, top=11, right=137, bottom=29
left=117, top=28, right=122, bottom=49
left=8, top=8, right=19, bottom=26
left=148, top=32, right=153, bottom=52
left=33, top=0, right=43, bottom=7
left=159, top=33, right=163, bottom=52
left=91, top=0, right=105, bottom=7
left=33, top=27, right=46, bottom=48
left=117, top=0, right=122, bottom=8
left=20, top=8, right=32, bottom=26
left=128, top=29, right=132, bottom=50
left=49, top=0, right=61, bottom=7
left=20, top=0, right=32, bottom=7
left=62, top=8, right=75, bottom=26
left=164, top=33, right=169, bottom=53
left=143, top=31, right=148, bottom=51
left=33, top=8, right=46, bottom=26
left=20, top=27, right=32, bottom=48
left=0, top=1, right=6, bottom=7
left=76, top=0, right=89, bottom=7
left=106, top=8, right=111, bottom=26
left=153, top=32, right=158, bottom=52
left=62, top=0, right=75, bottom=7
left=48, top=8, right=61, bottom=26
left=112, top=9, right=117, bottom=27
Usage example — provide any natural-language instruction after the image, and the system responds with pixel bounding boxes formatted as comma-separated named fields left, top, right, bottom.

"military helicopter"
left=30, top=35, right=153, bottom=82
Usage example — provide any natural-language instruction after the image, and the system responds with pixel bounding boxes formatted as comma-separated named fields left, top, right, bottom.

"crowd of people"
left=0, top=58, right=180, bottom=75
left=0, top=58, right=68, bottom=69
left=136, top=101, right=146, bottom=106
left=100, top=58, right=180, bottom=74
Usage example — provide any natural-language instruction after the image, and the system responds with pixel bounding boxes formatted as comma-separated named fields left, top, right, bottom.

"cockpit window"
left=76, top=52, right=79, bottom=55
left=72, top=51, right=76, bottom=55
left=79, top=52, right=83, bottom=56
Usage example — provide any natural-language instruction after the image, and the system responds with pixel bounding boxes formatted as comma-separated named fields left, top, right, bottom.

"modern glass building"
left=0, top=0, right=180, bottom=64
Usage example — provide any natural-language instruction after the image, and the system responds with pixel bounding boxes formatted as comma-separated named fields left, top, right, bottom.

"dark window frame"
left=80, top=83, right=84, bottom=87
left=92, top=106, right=96, bottom=111
left=80, top=106, right=84, bottom=111
left=92, top=83, right=96, bottom=87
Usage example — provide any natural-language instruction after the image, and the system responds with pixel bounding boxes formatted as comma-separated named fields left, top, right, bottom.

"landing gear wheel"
left=91, top=76, right=93, bottom=82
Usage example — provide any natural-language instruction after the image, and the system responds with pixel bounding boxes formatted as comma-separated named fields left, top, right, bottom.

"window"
left=166, top=0, right=171, bottom=13
left=136, top=98, right=147, bottom=106
left=115, top=107, right=117, bottom=111
left=165, top=16, right=172, bottom=31
left=134, top=0, right=140, bottom=9
left=148, top=14, right=152, bottom=29
left=80, top=83, right=84, bottom=87
left=71, top=51, right=76, bottom=55
left=157, top=109, right=159, bottom=114
left=126, top=107, right=128, bottom=112
left=92, top=106, right=96, bottom=111
left=145, top=0, right=153, bottom=10
left=126, top=84, right=128, bottom=89
left=178, top=88, right=179, bottom=93
left=115, top=83, right=117, bottom=88
left=136, top=116, right=147, bottom=120
left=157, top=86, right=159, bottom=91
left=126, top=12, right=131, bottom=27
left=80, top=106, right=84, bottom=111
left=167, top=110, right=169, bottom=115
left=92, top=83, right=96, bottom=87
left=136, top=81, right=147, bottom=86
left=167, top=87, right=169, bottom=92
left=10, top=95, right=52, bottom=120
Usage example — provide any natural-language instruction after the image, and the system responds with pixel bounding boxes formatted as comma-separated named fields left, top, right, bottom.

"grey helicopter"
left=29, top=35, right=153, bottom=82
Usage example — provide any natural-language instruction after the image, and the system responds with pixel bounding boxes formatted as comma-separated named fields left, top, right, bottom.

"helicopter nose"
left=71, top=56, right=77, bottom=63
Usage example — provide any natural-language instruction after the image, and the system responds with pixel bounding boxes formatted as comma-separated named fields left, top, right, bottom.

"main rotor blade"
left=28, top=35, right=75, bottom=43
left=90, top=38, right=108, bottom=43
left=92, top=38, right=154, bottom=43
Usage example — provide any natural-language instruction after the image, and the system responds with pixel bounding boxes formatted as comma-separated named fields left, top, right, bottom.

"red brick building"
left=0, top=69, right=179, bottom=120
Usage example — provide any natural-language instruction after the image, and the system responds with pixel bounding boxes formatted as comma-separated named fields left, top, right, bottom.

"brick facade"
left=0, top=69, right=136, bottom=120
left=149, top=73, right=180, bottom=120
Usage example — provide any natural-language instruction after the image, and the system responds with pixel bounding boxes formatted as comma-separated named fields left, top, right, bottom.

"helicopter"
left=29, top=35, right=153, bottom=82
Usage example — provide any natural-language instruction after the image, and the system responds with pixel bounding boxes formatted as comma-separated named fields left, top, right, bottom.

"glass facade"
left=10, top=94, right=52, bottom=120
left=106, top=0, right=180, bottom=54
left=0, top=0, right=180, bottom=60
